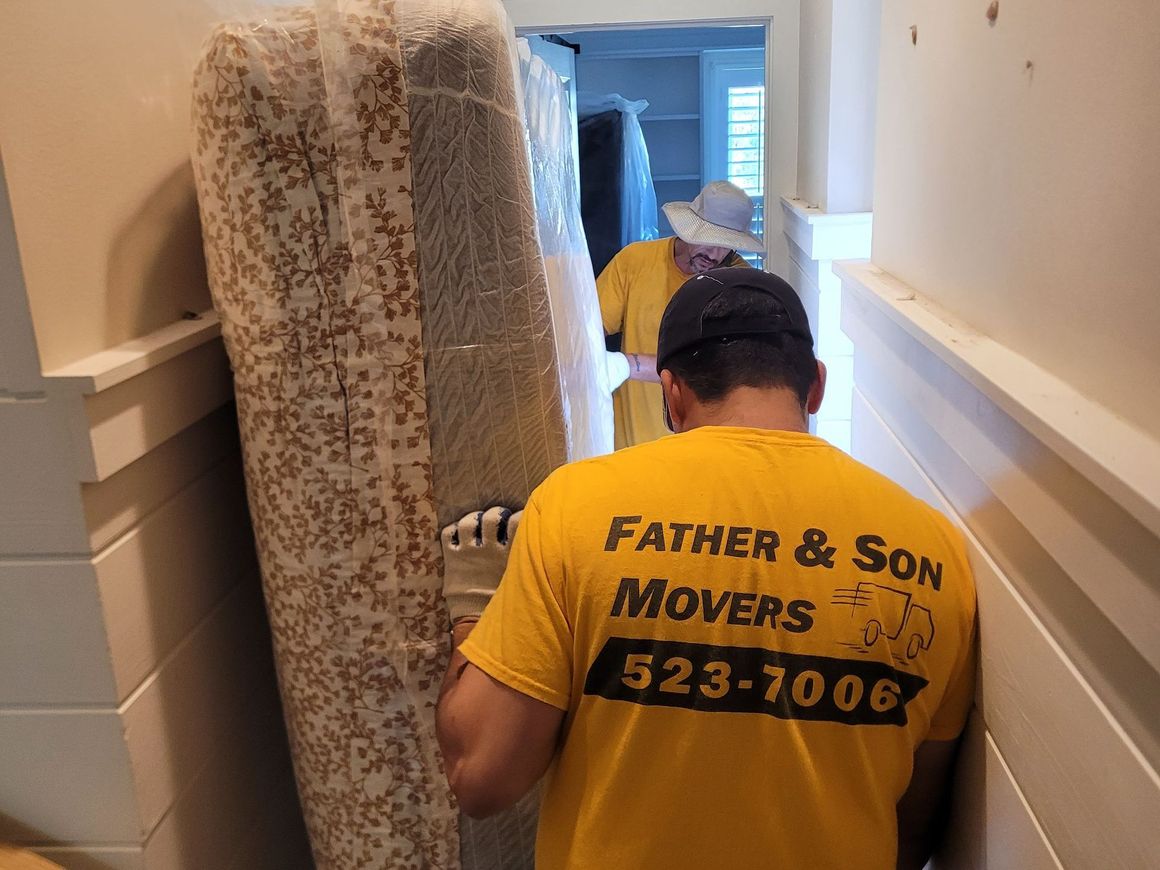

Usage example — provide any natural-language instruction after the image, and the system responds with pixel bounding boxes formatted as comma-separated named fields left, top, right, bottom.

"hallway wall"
left=872, top=0, right=1160, bottom=435
left=840, top=260, right=1160, bottom=867
left=797, top=0, right=881, bottom=214
left=0, top=2, right=310, bottom=866
left=842, top=0, right=1160, bottom=863
left=0, top=0, right=228, bottom=373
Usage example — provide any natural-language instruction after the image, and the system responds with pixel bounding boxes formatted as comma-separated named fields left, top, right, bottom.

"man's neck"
left=681, top=386, right=809, bottom=434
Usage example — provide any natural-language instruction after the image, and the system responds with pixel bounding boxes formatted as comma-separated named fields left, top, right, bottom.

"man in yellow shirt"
left=598, top=180, right=761, bottom=448
left=437, top=269, right=978, bottom=869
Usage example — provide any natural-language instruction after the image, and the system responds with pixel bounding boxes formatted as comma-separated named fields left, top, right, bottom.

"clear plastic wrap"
left=578, top=93, right=660, bottom=259
left=517, top=39, right=615, bottom=464
left=190, top=1, right=610, bottom=868
left=397, top=0, right=611, bottom=531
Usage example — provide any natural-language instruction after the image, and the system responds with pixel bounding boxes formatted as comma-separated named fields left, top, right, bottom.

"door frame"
left=509, top=0, right=799, bottom=276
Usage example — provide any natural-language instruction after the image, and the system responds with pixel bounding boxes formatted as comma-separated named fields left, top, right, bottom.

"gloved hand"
left=605, top=350, right=631, bottom=391
left=441, top=506, right=522, bottom=625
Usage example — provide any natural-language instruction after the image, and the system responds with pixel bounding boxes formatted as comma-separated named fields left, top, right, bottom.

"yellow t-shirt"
left=461, top=426, right=977, bottom=870
left=597, top=238, right=748, bottom=449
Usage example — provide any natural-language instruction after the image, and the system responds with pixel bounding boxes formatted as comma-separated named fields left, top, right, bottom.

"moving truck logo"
left=831, top=583, right=935, bottom=665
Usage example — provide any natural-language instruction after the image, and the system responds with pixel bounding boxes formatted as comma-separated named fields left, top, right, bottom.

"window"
left=702, top=49, right=766, bottom=267
left=726, top=84, right=765, bottom=246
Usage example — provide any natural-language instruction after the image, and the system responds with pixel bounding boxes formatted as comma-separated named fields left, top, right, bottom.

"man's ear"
left=660, top=369, right=685, bottom=432
left=806, top=359, right=827, bottom=416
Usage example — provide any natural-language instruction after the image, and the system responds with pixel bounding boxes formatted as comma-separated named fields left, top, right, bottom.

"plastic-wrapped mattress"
left=191, top=0, right=610, bottom=867
left=401, top=0, right=574, bottom=528
left=193, top=6, right=458, bottom=866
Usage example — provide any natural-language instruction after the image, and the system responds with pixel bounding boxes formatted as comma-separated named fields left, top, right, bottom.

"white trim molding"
left=781, top=198, right=870, bottom=453
left=43, top=310, right=220, bottom=395
left=0, top=295, right=297, bottom=864
left=836, top=261, right=1160, bottom=539
left=781, top=196, right=871, bottom=262
left=42, top=311, right=231, bottom=483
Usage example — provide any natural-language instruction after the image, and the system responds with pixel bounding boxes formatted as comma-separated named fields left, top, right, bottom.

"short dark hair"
left=665, top=289, right=818, bottom=407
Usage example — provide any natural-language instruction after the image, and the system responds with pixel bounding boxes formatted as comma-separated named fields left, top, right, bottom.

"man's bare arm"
left=896, top=738, right=961, bottom=869
left=436, top=620, right=565, bottom=818
left=622, top=352, right=662, bottom=384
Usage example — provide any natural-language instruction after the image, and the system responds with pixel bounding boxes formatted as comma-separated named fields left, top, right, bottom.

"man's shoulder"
left=836, top=453, right=972, bottom=575
left=537, top=438, right=678, bottom=498
left=612, top=237, right=671, bottom=266
left=836, top=451, right=962, bottom=526
left=623, top=237, right=671, bottom=253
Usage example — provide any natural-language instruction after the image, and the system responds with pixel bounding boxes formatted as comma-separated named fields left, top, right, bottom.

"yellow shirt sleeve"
left=596, top=249, right=628, bottom=336
left=926, top=626, right=976, bottom=740
left=926, top=536, right=978, bottom=741
left=459, top=488, right=573, bottom=711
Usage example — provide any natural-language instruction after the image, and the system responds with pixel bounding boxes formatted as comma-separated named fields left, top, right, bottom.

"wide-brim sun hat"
left=662, top=180, right=764, bottom=253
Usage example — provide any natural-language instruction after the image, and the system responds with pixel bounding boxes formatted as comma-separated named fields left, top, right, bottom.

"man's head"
left=663, top=181, right=763, bottom=276
left=656, top=268, right=825, bottom=433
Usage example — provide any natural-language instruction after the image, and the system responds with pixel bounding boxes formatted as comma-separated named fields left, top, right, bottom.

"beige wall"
left=0, top=0, right=252, bottom=372
left=872, top=0, right=1160, bottom=434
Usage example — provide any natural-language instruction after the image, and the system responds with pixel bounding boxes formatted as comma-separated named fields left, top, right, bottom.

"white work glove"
left=605, top=350, right=631, bottom=392
left=441, top=506, right=523, bottom=625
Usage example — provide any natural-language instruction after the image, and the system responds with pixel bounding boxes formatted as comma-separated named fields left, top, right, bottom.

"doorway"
left=526, top=26, right=768, bottom=269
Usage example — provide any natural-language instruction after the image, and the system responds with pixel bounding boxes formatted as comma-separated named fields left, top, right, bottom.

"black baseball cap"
left=656, top=267, right=814, bottom=374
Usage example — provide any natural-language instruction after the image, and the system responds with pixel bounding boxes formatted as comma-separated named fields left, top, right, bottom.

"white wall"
left=796, top=0, right=833, bottom=209
left=795, top=0, right=881, bottom=213
left=872, top=0, right=1160, bottom=435
left=786, top=1, right=880, bottom=452
left=782, top=200, right=871, bottom=453
left=0, top=310, right=311, bottom=868
left=839, top=261, right=1160, bottom=868
left=505, top=0, right=800, bottom=276
left=825, top=1, right=880, bottom=214
left=840, top=0, right=1160, bottom=861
